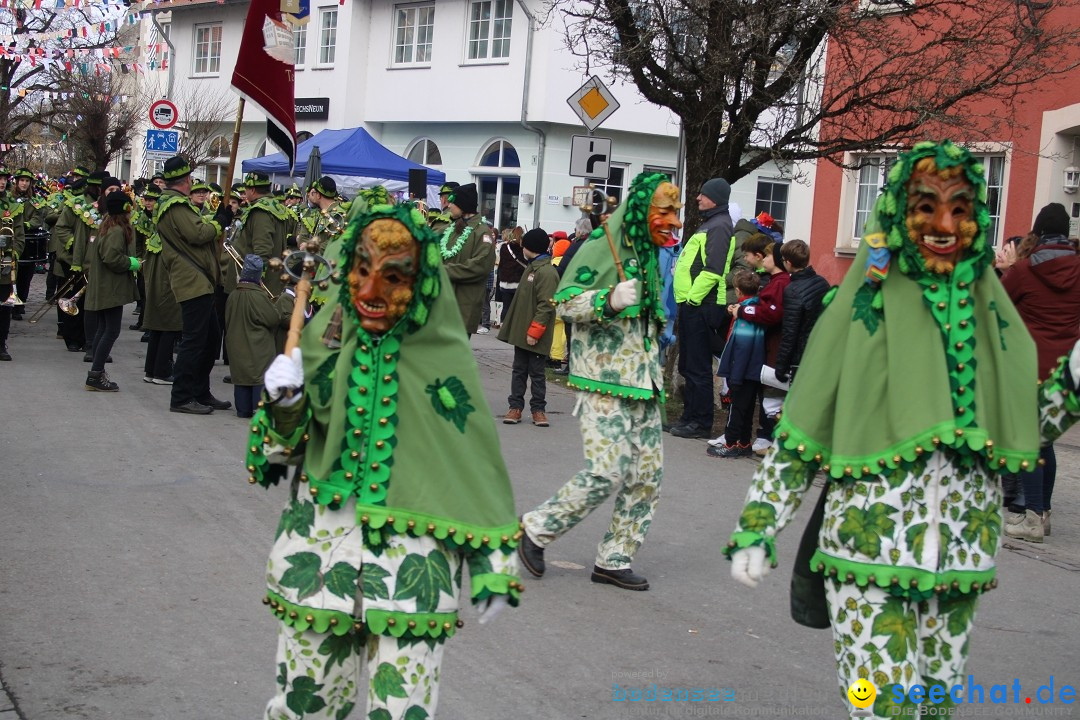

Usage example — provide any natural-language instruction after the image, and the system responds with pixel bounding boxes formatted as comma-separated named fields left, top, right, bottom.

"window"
left=193, top=23, right=222, bottom=75
left=755, top=180, right=790, bottom=224
left=394, top=3, right=435, bottom=65
left=208, top=135, right=229, bottom=158
left=586, top=164, right=628, bottom=211
left=294, top=23, right=307, bottom=66
left=977, top=154, right=1005, bottom=245
left=318, top=8, right=338, bottom=65
left=407, top=138, right=442, bottom=165
left=852, top=155, right=894, bottom=242
left=467, top=0, right=512, bottom=61
left=476, top=140, right=520, bottom=230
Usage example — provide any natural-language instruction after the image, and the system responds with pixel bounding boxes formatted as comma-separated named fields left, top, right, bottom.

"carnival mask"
left=648, top=182, right=683, bottom=246
left=348, top=218, right=419, bottom=334
left=905, top=163, right=977, bottom=275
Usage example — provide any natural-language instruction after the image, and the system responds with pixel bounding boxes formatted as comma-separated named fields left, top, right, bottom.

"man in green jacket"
left=0, top=168, right=27, bottom=361
left=51, top=176, right=98, bottom=352
left=229, top=172, right=289, bottom=297
left=440, top=183, right=495, bottom=335
left=156, top=155, right=235, bottom=414
left=295, top=176, right=347, bottom=256
left=497, top=227, right=558, bottom=426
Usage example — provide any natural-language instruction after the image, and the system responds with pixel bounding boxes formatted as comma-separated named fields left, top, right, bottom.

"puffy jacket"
left=673, top=207, right=735, bottom=305
left=1001, top=234, right=1080, bottom=380
left=776, top=266, right=830, bottom=376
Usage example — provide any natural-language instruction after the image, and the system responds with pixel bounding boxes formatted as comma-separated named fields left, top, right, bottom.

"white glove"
left=264, top=348, right=304, bottom=406
left=730, top=546, right=769, bottom=589
left=1070, top=338, right=1080, bottom=389
left=477, top=595, right=509, bottom=625
left=609, top=279, right=640, bottom=312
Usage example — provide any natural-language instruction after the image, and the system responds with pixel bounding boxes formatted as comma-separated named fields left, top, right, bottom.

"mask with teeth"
left=905, top=160, right=977, bottom=275
left=647, top=182, right=683, bottom=246
left=348, top=218, right=419, bottom=334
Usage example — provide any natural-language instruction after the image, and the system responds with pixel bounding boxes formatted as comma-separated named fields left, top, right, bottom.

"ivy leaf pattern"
left=323, top=561, right=357, bottom=600
left=404, top=707, right=430, bottom=720
left=942, top=595, right=977, bottom=637
left=959, top=505, right=1001, bottom=557
left=276, top=499, right=315, bottom=540
left=871, top=597, right=918, bottom=663
left=368, top=710, right=393, bottom=720
left=738, top=501, right=777, bottom=533
left=837, top=504, right=896, bottom=558
left=362, top=563, right=392, bottom=600
left=335, top=703, right=355, bottom=720
left=905, top=523, right=928, bottom=564
left=372, top=662, right=409, bottom=703
left=852, top=284, right=883, bottom=335
left=317, top=632, right=363, bottom=672
left=313, top=353, right=338, bottom=405
left=425, top=376, right=474, bottom=433
left=286, top=676, right=328, bottom=716
left=279, top=552, right=324, bottom=600
left=393, top=551, right=453, bottom=613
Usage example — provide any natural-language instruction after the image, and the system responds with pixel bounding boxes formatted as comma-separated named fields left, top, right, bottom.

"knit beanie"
left=701, top=177, right=730, bottom=207
left=105, top=190, right=131, bottom=216
left=522, top=227, right=550, bottom=254
left=553, top=239, right=571, bottom=257
left=449, top=183, right=478, bottom=214
left=240, top=254, right=264, bottom=284
left=1032, top=202, right=1070, bottom=238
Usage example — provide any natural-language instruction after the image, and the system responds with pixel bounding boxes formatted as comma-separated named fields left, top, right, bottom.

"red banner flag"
left=230, top=0, right=296, bottom=172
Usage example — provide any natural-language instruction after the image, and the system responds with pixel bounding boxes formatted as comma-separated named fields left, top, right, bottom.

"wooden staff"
left=284, top=256, right=316, bottom=355
left=601, top=221, right=627, bottom=283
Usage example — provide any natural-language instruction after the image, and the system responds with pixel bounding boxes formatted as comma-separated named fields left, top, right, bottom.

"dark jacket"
left=85, top=224, right=139, bottom=311
left=497, top=241, right=527, bottom=290
left=497, top=254, right=558, bottom=355
left=673, top=207, right=736, bottom=306
left=776, top=266, right=830, bottom=376
left=739, top=270, right=790, bottom=366
left=1001, top=235, right=1080, bottom=380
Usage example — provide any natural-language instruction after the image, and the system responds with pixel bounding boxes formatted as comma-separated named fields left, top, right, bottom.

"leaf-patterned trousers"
left=523, top=392, right=663, bottom=570
left=266, top=625, right=444, bottom=720
left=825, top=578, right=978, bottom=717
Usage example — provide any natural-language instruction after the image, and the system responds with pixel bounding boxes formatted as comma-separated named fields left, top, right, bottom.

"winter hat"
left=700, top=177, right=730, bottom=207
left=240, top=254, right=264, bottom=284
left=448, top=183, right=478, bottom=214
left=103, top=177, right=123, bottom=192
left=522, top=227, right=550, bottom=254
left=1032, top=202, right=1070, bottom=238
left=553, top=239, right=571, bottom=257
left=105, top=190, right=131, bottom=216
left=550, top=230, right=568, bottom=241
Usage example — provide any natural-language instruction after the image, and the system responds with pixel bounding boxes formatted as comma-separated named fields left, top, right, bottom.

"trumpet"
left=27, top=273, right=78, bottom=323
left=0, top=216, right=21, bottom=307
left=208, top=191, right=222, bottom=212
left=222, top=240, right=277, bottom=299
left=58, top=286, right=85, bottom=316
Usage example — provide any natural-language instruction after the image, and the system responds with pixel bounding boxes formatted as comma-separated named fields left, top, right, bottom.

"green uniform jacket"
left=156, top=189, right=223, bottom=304
left=224, top=283, right=282, bottom=385
left=132, top=209, right=155, bottom=259
left=0, top=195, right=26, bottom=281
left=443, top=214, right=495, bottom=334
left=141, top=251, right=182, bottom=331
left=52, top=197, right=97, bottom=275
left=85, top=224, right=138, bottom=311
left=228, top=195, right=288, bottom=296
left=497, top=254, right=558, bottom=355
left=295, top=201, right=346, bottom=255
left=43, top=192, right=68, bottom=254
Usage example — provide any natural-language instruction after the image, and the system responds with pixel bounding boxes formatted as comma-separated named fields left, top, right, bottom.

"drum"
left=19, top=228, right=48, bottom=264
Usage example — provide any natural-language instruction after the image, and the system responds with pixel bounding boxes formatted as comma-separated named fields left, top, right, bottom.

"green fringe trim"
left=357, top=506, right=523, bottom=555
left=810, top=551, right=997, bottom=602
left=723, top=531, right=778, bottom=566
left=565, top=374, right=657, bottom=401
left=470, top=573, right=523, bottom=607
left=265, top=591, right=354, bottom=636
left=773, top=417, right=1038, bottom=480
left=245, top=405, right=311, bottom=487
left=365, top=609, right=458, bottom=640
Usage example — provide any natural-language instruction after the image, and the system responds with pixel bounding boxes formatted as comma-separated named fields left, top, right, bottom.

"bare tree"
left=550, top=0, right=1080, bottom=227
left=166, top=81, right=237, bottom=169
left=50, top=69, right=149, bottom=169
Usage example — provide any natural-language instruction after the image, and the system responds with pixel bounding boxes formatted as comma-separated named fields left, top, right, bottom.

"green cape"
left=775, top=142, right=1040, bottom=478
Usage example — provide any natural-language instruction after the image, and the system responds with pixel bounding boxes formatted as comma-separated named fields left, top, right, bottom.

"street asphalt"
left=2, top=278, right=1078, bottom=719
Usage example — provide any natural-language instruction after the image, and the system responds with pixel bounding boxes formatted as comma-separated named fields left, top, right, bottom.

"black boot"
left=517, top=532, right=545, bottom=578
left=85, top=370, right=119, bottom=392
left=0, top=342, right=11, bottom=361
left=590, top=565, right=649, bottom=591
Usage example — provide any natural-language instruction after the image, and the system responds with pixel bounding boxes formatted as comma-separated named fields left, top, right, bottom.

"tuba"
left=0, top=214, right=23, bottom=306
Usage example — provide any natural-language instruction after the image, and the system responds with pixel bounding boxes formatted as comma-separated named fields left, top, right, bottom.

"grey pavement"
left=2, top=276, right=1079, bottom=720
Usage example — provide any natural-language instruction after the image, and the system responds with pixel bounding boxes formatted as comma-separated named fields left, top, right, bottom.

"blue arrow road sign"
left=145, top=129, right=179, bottom=155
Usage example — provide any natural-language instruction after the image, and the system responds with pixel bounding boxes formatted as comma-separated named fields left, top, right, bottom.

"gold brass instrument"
left=222, top=239, right=278, bottom=299
left=0, top=215, right=23, bottom=307
left=208, top=191, right=222, bottom=212
left=58, top=286, right=85, bottom=316
left=27, top=273, right=78, bottom=323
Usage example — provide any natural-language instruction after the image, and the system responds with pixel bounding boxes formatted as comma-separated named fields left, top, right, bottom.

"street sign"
left=149, top=99, right=179, bottom=130
left=569, top=135, right=612, bottom=178
left=145, top=129, right=180, bottom=160
left=567, top=76, right=620, bottom=131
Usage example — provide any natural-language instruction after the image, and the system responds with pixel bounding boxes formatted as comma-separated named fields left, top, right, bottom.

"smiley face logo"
left=847, top=678, right=877, bottom=709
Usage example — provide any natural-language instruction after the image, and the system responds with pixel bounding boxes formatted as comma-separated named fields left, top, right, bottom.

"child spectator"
left=709, top=269, right=765, bottom=457
left=549, top=236, right=572, bottom=374
left=775, top=239, right=830, bottom=384
left=225, top=255, right=282, bottom=418
left=497, top=228, right=558, bottom=427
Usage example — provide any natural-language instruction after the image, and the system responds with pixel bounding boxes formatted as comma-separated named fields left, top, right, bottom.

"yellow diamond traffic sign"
left=567, top=76, right=620, bottom=131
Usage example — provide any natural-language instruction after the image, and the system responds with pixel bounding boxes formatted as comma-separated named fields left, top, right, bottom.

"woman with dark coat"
left=1000, top=202, right=1080, bottom=542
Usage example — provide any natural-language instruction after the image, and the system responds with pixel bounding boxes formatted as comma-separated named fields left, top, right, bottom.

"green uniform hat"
left=162, top=156, right=193, bottom=181
left=190, top=179, right=211, bottom=193
left=244, top=171, right=272, bottom=189
left=438, top=182, right=459, bottom=196
left=143, top=186, right=162, bottom=200
left=285, top=183, right=303, bottom=198
left=311, top=176, right=337, bottom=198
left=72, top=166, right=91, bottom=179
left=14, top=168, right=34, bottom=181
left=87, top=170, right=108, bottom=186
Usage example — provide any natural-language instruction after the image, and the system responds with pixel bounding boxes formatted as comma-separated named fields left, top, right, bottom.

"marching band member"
left=0, top=166, right=27, bottom=361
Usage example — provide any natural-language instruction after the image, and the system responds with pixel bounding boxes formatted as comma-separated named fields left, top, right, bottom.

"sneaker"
left=531, top=410, right=549, bottom=427
left=590, top=565, right=649, bottom=591
left=1004, top=509, right=1044, bottom=543
left=1043, top=509, right=1052, bottom=536
left=143, top=376, right=155, bottom=383
left=706, top=442, right=753, bottom=458
left=752, top=438, right=773, bottom=456
left=152, top=376, right=175, bottom=385
left=707, top=433, right=727, bottom=447
left=503, top=408, right=522, bottom=424
left=553, top=363, right=569, bottom=375
left=85, top=371, right=119, bottom=392
left=476, top=326, right=490, bottom=334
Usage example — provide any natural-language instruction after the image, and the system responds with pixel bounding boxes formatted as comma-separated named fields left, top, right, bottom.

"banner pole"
left=224, top=97, right=246, bottom=189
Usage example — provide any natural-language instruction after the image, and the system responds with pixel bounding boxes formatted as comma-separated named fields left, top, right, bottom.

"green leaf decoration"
left=372, top=662, right=409, bottom=703
left=905, top=523, right=928, bottom=564
left=277, top=662, right=288, bottom=690
left=469, top=552, right=494, bottom=576
left=959, top=506, right=1001, bottom=557
left=739, top=501, right=777, bottom=533
left=279, top=552, right=324, bottom=600
left=404, top=707, right=430, bottom=720
left=425, top=377, right=474, bottom=433
left=942, top=596, right=977, bottom=637
left=852, top=284, right=884, bottom=335
left=393, top=551, right=453, bottom=613
left=313, top=353, right=338, bottom=405
left=276, top=499, right=316, bottom=540
left=837, top=504, right=897, bottom=558
left=318, top=632, right=363, bottom=672
left=871, top=597, right=918, bottom=663
left=368, top=710, right=393, bottom=720
left=362, top=564, right=392, bottom=600
left=822, top=286, right=838, bottom=307
left=286, top=676, right=327, bottom=715
left=575, top=265, right=598, bottom=285
left=335, top=702, right=356, bottom=720
left=324, top=561, right=357, bottom=600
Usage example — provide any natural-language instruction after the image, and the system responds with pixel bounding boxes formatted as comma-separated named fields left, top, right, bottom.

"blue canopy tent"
left=242, top=127, right=446, bottom=205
